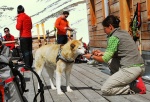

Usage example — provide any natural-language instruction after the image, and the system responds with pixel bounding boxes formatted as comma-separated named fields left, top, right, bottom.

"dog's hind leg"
left=45, top=65, right=56, bottom=90
left=34, top=56, right=44, bottom=89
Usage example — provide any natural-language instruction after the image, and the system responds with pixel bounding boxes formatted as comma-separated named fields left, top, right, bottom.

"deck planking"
left=22, top=63, right=150, bottom=102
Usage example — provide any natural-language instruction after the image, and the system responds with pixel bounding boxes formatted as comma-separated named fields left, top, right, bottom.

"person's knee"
left=101, top=86, right=112, bottom=96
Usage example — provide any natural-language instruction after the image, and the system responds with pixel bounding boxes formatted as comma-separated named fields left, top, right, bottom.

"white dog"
left=34, top=38, right=85, bottom=94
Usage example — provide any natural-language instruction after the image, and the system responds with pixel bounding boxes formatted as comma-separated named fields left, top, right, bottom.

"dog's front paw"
left=67, top=86, right=73, bottom=92
left=51, top=86, right=56, bottom=90
left=57, top=91, right=64, bottom=95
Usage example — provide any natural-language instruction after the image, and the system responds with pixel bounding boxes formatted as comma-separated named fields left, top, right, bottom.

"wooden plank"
left=141, top=31, right=150, bottom=40
left=88, top=23, right=104, bottom=31
left=123, top=95, right=150, bottom=102
left=139, top=91, right=150, bottom=100
left=141, top=11, right=148, bottom=23
left=70, top=70, right=108, bottom=101
left=110, top=11, right=119, bottom=17
left=75, top=63, right=109, bottom=79
left=72, top=64, right=131, bottom=102
left=142, top=40, right=150, bottom=51
left=141, top=23, right=149, bottom=31
left=61, top=74, right=90, bottom=102
left=90, top=40, right=107, bottom=48
left=141, top=0, right=146, bottom=3
left=109, top=0, right=119, bottom=5
left=96, top=9, right=103, bottom=18
left=23, top=71, right=36, bottom=102
left=89, top=35, right=107, bottom=41
left=41, top=70, right=53, bottom=102
left=110, top=2, right=120, bottom=13
left=75, top=64, right=150, bottom=102
left=77, top=64, right=150, bottom=92
left=96, top=22, right=104, bottom=30
left=97, top=16, right=104, bottom=23
left=141, top=2, right=147, bottom=11
left=32, top=70, right=41, bottom=101
left=119, top=0, right=131, bottom=31
left=95, top=0, right=102, bottom=4
left=41, top=68, right=71, bottom=102
left=133, top=0, right=141, bottom=6
left=95, top=1, right=102, bottom=11
left=89, top=30, right=105, bottom=35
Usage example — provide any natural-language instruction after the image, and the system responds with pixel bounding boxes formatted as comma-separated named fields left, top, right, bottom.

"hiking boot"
left=130, top=76, right=146, bottom=94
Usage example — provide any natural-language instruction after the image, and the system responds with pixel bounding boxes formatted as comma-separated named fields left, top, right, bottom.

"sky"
left=0, top=0, right=89, bottom=44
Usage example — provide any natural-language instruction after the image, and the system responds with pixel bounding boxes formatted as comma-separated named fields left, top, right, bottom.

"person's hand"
left=68, top=28, right=74, bottom=31
left=83, top=53, right=92, bottom=60
left=92, top=49, right=103, bottom=56
left=64, top=27, right=73, bottom=31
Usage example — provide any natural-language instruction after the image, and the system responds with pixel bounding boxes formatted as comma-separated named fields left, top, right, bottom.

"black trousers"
left=20, top=37, right=33, bottom=68
left=57, top=35, right=68, bottom=44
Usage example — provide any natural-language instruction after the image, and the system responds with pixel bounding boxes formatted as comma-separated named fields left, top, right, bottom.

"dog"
left=34, top=38, right=85, bottom=95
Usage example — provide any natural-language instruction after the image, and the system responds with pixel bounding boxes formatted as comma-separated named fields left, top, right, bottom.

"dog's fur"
left=34, top=38, right=85, bottom=94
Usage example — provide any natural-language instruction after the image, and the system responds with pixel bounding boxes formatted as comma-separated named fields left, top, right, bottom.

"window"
left=89, top=0, right=97, bottom=26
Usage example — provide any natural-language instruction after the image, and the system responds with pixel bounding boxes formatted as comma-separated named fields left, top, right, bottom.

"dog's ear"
left=70, top=43, right=75, bottom=50
left=79, top=37, right=83, bottom=41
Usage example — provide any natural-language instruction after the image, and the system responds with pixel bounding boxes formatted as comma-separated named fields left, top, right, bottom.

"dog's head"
left=70, top=38, right=85, bottom=56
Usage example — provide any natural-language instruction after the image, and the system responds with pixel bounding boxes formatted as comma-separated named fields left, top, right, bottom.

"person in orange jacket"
left=16, top=5, right=33, bottom=69
left=55, top=11, right=73, bottom=44
left=3, top=27, right=15, bottom=50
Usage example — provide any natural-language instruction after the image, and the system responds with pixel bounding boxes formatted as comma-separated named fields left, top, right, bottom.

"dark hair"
left=102, top=15, right=120, bottom=28
left=63, top=11, right=69, bottom=15
left=4, top=27, right=9, bottom=32
left=17, top=5, right=24, bottom=14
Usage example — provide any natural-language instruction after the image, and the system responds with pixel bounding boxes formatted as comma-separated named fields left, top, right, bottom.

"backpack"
left=0, top=45, right=45, bottom=102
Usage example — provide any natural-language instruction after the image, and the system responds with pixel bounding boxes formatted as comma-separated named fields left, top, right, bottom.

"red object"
left=3, top=34, right=15, bottom=50
left=20, top=67, right=30, bottom=72
left=16, top=13, right=32, bottom=38
left=0, top=77, right=14, bottom=102
left=0, top=80, right=4, bottom=102
left=4, top=76, right=14, bottom=84
left=55, top=16, right=69, bottom=35
left=137, top=3, right=141, bottom=28
left=136, top=76, right=146, bottom=94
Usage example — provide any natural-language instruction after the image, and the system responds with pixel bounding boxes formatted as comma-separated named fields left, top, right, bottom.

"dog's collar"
left=56, top=46, right=74, bottom=63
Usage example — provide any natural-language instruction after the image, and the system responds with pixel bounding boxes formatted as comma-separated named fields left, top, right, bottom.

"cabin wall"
left=87, top=0, right=107, bottom=48
left=86, top=0, right=150, bottom=51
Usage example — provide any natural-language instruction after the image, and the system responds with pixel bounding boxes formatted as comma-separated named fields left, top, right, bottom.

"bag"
left=0, top=45, right=45, bottom=102
left=0, top=62, right=27, bottom=102
left=12, top=48, right=20, bottom=57
left=130, top=3, right=141, bottom=42
left=0, top=44, right=28, bottom=101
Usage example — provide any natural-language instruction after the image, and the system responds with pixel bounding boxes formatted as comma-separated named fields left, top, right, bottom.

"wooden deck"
left=22, top=63, right=150, bottom=102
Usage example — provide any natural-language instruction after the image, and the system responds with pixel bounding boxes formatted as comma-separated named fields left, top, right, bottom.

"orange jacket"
left=16, top=13, right=32, bottom=38
left=3, top=34, right=15, bottom=50
left=55, top=16, right=69, bottom=35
